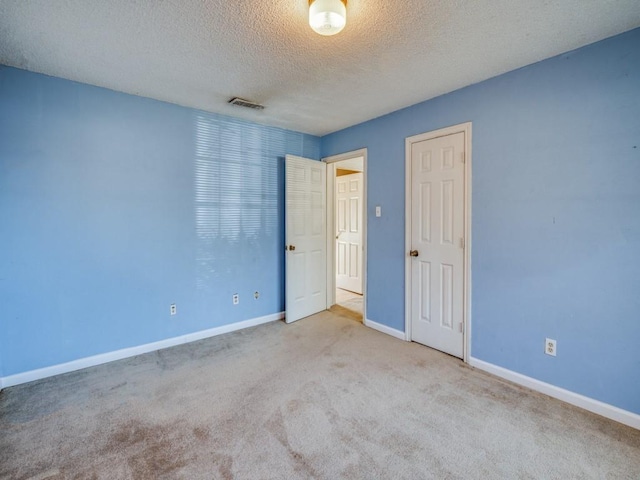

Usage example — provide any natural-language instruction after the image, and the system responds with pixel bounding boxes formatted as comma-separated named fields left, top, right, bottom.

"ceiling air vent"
left=228, top=97, right=265, bottom=110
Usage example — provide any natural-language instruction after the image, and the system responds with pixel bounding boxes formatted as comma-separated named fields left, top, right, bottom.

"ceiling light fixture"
left=309, top=0, right=347, bottom=36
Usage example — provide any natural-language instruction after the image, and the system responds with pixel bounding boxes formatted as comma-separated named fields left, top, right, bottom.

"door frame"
left=404, top=123, right=472, bottom=362
left=323, top=148, right=367, bottom=320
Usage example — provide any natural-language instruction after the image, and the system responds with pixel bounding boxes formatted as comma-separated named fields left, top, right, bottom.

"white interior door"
left=410, top=132, right=465, bottom=357
left=336, top=172, right=363, bottom=294
left=285, top=155, right=327, bottom=323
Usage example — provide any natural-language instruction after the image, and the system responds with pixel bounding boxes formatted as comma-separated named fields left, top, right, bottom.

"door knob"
left=409, top=250, right=419, bottom=257
left=287, top=245, right=296, bottom=251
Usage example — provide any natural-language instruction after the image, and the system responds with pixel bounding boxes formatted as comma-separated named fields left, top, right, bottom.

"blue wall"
left=0, top=67, right=319, bottom=376
left=322, top=28, right=640, bottom=414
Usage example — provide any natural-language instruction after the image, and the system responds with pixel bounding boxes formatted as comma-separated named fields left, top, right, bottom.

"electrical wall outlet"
left=254, top=291, right=260, bottom=299
left=232, top=294, right=239, bottom=305
left=545, top=338, right=556, bottom=356
left=170, top=303, right=177, bottom=316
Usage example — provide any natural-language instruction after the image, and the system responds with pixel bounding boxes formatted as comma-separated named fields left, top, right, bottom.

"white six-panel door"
left=336, top=172, right=363, bottom=294
left=410, top=132, right=465, bottom=357
left=285, top=155, right=327, bottom=323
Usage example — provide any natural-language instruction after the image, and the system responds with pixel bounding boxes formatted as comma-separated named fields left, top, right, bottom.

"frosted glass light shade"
left=309, top=0, right=347, bottom=36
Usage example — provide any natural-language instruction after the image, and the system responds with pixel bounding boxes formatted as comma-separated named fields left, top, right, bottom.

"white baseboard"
left=0, top=312, right=284, bottom=389
left=364, top=318, right=407, bottom=341
left=469, top=357, right=640, bottom=430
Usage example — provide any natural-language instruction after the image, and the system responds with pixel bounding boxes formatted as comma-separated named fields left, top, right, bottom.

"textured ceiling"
left=1, top=1, right=639, bottom=136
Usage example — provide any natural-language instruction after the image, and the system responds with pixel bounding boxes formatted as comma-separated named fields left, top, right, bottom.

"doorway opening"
left=324, top=149, right=367, bottom=323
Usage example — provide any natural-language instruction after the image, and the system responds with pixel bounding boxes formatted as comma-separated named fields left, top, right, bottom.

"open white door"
left=285, top=155, right=327, bottom=323
left=336, top=172, right=363, bottom=294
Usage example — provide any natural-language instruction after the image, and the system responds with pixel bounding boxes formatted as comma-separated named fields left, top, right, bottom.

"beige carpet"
left=1, top=310, right=639, bottom=479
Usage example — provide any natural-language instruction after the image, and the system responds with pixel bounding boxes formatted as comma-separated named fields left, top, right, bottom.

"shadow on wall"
left=192, top=113, right=294, bottom=309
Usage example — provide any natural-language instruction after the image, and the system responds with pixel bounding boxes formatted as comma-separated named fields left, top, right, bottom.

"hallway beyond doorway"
left=333, top=288, right=363, bottom=321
